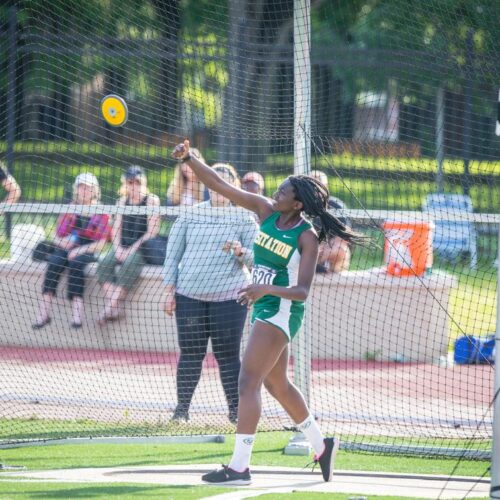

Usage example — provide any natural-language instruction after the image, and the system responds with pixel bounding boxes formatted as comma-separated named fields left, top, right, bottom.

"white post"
left=285, top=0, right=312, bottom=456
left=491, top=215, right=500, bottom=498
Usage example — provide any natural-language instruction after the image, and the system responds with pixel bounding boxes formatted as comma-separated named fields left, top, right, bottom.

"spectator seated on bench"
left=96, top=166, right=160, bottom=324
left=32, top=173, right=110, bottom=330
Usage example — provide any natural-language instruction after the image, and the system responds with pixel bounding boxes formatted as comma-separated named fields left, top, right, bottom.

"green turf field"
left=0, top=481, right=490, bottom=500
left=0, top=482, right=489, bottom=500
left=0, top=432, right=490, bottom=475
left=0, top=432, right=491, bottom=499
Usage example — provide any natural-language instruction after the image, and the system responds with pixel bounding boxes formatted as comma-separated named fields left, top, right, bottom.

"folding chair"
left=422, top=193, right=477, bottom=268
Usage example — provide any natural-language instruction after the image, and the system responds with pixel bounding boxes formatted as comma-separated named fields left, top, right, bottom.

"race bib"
left=252, top=265, right=277, bottom=285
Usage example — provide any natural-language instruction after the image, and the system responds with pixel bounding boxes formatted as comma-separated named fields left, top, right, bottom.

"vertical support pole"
left=490, top=214, right=500, bottom=499
left=5, top=6, right=17, bottom=240
left=436, top=86, right=445, bottom=194
left=285, top=0, right=311, bottom=457
left=461, top=29, right=474, bottom=196
left=293, top=0, right=311, bottom=405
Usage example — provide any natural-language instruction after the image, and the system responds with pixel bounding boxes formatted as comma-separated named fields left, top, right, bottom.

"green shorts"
left=251, top=298, right=304, bottom=341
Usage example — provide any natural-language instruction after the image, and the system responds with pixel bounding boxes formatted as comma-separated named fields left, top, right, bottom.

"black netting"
left=0, top=0, right=498, bottom=460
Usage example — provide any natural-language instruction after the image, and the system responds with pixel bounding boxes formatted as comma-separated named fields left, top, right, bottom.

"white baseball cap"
left=74, top=172, right=99, bottom=188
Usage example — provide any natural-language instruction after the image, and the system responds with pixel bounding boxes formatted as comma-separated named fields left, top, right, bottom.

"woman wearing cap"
left=96, top=166, right=160, bottom=323
left=163, top=163, right=258, bottom=424
left=166, top=148, right=207, bottom=206
left=33, top=173, right=110, bottom=329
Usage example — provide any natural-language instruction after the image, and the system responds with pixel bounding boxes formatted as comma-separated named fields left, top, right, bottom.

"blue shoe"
left=202, top=465, right=251, bottom=485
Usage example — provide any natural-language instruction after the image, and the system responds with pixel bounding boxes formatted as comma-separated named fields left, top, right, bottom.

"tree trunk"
left=152, top=0, right=181, bottom=137
left=218, top=0, right=294, bottom=169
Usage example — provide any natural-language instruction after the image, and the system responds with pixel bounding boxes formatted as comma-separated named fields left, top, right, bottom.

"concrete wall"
left=309, top=269, right=456, bottom=362
left=0, top=260, right=456, bottom=361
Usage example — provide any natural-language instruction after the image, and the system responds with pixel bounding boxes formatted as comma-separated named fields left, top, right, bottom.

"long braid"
left=289, top=175, right=367, bottom=245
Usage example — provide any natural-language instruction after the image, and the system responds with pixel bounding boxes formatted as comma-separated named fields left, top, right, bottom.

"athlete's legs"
left=226, top=320, right=288, bottom=472
left=236, top=320, right=289, bottom=434
left=228, top=320, right=326, bottom=475
left=263, top=345, right=309, bottom=423
left=264, top=345, right=325, bottom=455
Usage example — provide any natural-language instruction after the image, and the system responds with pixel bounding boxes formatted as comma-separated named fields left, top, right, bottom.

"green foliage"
left=180, top=0, right=228, bottom=36
left=181, top=33, right=228, bottom=128
left=353, top=0, right=499, bottom=89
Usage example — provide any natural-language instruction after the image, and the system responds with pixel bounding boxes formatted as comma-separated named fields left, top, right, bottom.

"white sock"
left=228, top=434, right=255, bottom=472
left=297, top=414, right=325, bottom=456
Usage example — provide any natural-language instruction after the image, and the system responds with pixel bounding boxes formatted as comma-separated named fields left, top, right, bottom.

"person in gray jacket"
left=163, top=163, right=258, bottom=424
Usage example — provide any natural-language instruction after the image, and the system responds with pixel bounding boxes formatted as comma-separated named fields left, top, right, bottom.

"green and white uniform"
left=251, top=211, right=312, bottom=340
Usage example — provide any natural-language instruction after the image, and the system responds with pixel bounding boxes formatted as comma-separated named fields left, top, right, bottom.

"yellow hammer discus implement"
left=100, top=94, right=129, bottom=127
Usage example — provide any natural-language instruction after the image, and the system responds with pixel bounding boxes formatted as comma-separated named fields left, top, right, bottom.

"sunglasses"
left=214, top=167, right=236, bottom=181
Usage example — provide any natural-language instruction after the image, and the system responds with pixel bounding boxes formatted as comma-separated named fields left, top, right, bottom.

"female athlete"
left=170, top=140, right=364, bottom=485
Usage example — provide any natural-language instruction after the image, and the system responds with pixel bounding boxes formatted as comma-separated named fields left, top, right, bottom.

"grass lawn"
left=0, top=432, right=490, bottom=476
left=0, top=481, right=490, bottom=500
left=447, top=265, right=497, bottom=341
left=0, top=482, right=231, bottom=500
left=0, top=432, right=491, bottom=499
left=3, top=158, right=500, bottom=212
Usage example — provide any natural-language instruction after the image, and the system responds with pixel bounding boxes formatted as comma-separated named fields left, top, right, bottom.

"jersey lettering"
left=254, top=230, right=293, bottom=259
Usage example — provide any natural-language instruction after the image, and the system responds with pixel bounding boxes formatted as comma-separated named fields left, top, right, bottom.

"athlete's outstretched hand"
left=237, top=284, right=269, bottom=307
left=171, top=139, right=191, bottom=161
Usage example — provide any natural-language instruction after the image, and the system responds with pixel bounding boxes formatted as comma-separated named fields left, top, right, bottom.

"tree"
left=217, top=0, right=294, bottom=166
left=151, top=0, right=181, bottom=134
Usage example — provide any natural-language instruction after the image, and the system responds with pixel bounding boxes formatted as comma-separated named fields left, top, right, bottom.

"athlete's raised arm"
left=172, top=140, right=274, bottom=221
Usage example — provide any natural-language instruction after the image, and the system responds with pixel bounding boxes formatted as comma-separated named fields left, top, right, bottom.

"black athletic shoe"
left=228, top=410, right=238, bottom=424
left=170, top=407, right=189, bottom=422
left=314, top=437, right=339, bottom=482
left=202, top=465, right=251, bottom=485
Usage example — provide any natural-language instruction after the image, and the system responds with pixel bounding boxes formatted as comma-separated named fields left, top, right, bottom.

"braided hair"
left=289, top=175, right=366, bottom=245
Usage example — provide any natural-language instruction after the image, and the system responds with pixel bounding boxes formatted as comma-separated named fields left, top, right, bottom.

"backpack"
left=454, top=335, right=495, bottom=365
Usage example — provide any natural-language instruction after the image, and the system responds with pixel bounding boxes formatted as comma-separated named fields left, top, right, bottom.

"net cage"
left=0, top=0, right=498, bottom=461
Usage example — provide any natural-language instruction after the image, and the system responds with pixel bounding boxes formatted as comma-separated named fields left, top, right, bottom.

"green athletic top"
left=251, top=211, right=312, bottom=340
